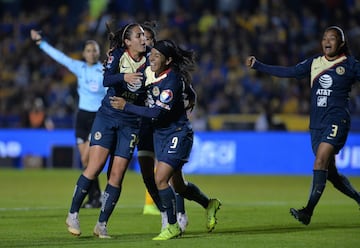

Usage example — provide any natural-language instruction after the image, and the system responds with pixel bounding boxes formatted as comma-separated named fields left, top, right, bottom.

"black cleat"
left=290, top=207, right=312, bottom=225
left=81, top=199, right=102, bottom=209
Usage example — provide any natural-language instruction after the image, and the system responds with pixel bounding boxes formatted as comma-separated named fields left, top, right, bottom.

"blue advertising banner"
left=0, top=129, right=359, bottom=175
left=184, top=132, right=360, bottom=176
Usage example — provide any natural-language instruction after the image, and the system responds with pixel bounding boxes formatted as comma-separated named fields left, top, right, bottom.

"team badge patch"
left=152, top=86, right=160, bottom=96
left=94, top=131, right=102, bottom=140
left=336, top=66, right=345, bottom=75
left=160, top=89, right=173, bottom=103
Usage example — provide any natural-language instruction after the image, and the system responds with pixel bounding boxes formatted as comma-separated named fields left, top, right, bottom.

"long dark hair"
left=154, top=40, right=195, bottom=83
left=153, top=39, right=197, bottom=110
left=105, top=22, right=140, bottom=51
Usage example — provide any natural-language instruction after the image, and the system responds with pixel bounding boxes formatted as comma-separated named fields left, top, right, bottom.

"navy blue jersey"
left=253, top=54, right=360, bottom=129
left=100, top=47, right=149, bottom=123
left=124, top=67, right=189, bottom=127
left=137, top=67, right=195, bottom=153
left=124, top=67, right=193, bottom=167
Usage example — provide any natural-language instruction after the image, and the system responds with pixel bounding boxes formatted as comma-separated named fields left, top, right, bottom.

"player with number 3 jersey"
left=246, top=26, right=360, bottom=225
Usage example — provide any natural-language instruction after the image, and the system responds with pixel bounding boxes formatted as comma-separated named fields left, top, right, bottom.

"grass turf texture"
left=0, top=169, right=359, bottom=248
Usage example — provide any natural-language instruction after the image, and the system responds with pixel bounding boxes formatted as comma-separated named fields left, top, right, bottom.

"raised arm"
left=246, top=55, right=302, bottom=78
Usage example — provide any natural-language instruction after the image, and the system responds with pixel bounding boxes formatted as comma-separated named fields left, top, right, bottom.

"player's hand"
left=246, top=56, right=256, bottom=68
left=30, top=29, right=42, bottom=45
left=124, top=73, right=143, bottom=84
left=109, top=96, right=126, bottom=110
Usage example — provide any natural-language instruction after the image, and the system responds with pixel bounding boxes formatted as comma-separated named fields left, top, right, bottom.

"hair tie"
left=328, top=26, right=345, bottom=42
left=153, top=40, right=175, bottom=58
left=121, top=24, right=131, bottom=45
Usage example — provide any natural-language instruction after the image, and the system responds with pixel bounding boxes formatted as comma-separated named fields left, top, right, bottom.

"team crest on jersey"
left=94, top=131, right=102, bottom=140
left=152, top=86, right=160, bottom=96
left=160, top=89, right=173, bottom=103
left=336, top=66, right=345, bottom=75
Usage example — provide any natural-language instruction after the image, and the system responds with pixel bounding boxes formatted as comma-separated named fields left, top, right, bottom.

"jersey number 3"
left=330, top=124, right=338, bottom=138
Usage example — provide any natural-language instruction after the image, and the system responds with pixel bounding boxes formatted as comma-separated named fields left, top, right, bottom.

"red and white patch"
left=107, top=55, right=114, bottom=65
left=159, top=89, right=173, bottom=103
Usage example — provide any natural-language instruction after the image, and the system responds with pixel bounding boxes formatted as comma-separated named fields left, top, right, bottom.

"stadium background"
left=0, top=0, right=359, bottom=175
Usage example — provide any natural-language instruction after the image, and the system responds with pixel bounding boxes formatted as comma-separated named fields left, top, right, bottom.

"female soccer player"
left=138, top=21, right=162, bottom=216
left=139, top=22, right=188, bottom=232
left=65, top=22, right=148, bottom=238
left=110, top=39, right=221, bottom=240
left=30, top=30, right=106, bottom=208
left=246, top=26, right=360, bottom=225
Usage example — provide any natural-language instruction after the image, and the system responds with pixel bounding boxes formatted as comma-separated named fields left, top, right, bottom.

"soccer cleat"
left=290, top=207, right=312, bottom=225
left=160, top=211, right=168, bottom=232
left=66, top=212, right=81, bottom=236
left=143, top=204, right=160, bottom=215
left=177, top=212, right=188, bottom=233
left=93, top=221, right=111, bottom=238
left=81, top=199, right=102, bottom=209
left=152, top=223, right=182, bottom=241
left=206, top=198, right=221, bottom=232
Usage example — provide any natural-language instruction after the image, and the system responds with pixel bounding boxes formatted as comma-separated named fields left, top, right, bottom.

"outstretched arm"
left=30, top=29, right=80, bottom=74
left=246, top=55, right=299, bottom=78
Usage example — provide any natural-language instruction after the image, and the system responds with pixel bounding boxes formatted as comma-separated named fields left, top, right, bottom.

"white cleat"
left=66, top=212, right=81, bottom=236
left=177, top=212, right=188, bottom=233
left=93, top=221, right=111, bottom=239
left=160, top=211, right=168, bottom=232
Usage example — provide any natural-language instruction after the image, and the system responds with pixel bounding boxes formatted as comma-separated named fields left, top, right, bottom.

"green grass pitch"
left=0, top=169, right=359, bottom=248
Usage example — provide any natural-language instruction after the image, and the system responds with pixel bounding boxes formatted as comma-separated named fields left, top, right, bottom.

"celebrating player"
left=110, top=39, right=221, bottom=240
left=246, top=26, right=360, bottom=225
left=65, top=22, right=147, bottom=238
left=138, top=21, right=189, bottom=232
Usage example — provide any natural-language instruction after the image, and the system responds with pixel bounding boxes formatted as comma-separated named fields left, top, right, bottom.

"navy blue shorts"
left=310, top=118, right=350, bottom=155
left=154, top=121, right=193, bottom=170
left=90, top=111, right=139, bottom=159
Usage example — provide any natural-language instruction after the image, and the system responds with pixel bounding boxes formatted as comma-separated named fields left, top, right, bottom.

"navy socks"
left=158, top=186, right=177, bottom=224
left=305, top=170, right=327, bottom=214
left=99, top=184, right=121, bottom=223
left=70, top=174, right=92, bottom=213
left=180, top=182, right=209, bottom=209
left=143, top=176, right=164, bottom=211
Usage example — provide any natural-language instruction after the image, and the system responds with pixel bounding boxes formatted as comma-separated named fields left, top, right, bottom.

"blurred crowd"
left=1, top=0, right=360, bottom=130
